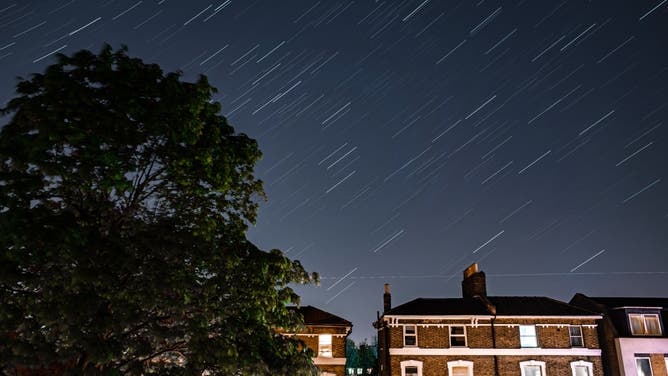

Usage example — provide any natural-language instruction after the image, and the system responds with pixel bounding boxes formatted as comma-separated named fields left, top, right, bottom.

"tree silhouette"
left=0, top=45, right=317, bottom=375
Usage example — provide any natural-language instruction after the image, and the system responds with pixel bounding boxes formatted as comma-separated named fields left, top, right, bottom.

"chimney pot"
left=463, top=263, right=479, bottom=279
left=462, top=263, right=487, bottom=298
left=383, top=283, right=391, bottom=313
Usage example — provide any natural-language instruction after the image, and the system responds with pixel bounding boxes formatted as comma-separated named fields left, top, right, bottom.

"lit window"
left=318, top=334, right=332, bottom=357
left=569, top=326, right=584, bottom=347
left=448, top=360, right=473, bottom=376
left=404, top=325, right=417, bottom=347
left=636, top=357, right=653, bottom=376
left=450, top=326, right=467, bottom=347
left=520, top=360, right=546, bottom=376
left=401, top=360, right=422, bottom=376
left=629, top=314, right=662, bottom=335
left=520, top=325, right=538, bottom=348
left=571, top=360, right=593, bottom=376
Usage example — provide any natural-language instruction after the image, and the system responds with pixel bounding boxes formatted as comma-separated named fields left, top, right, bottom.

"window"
left=405, top=367, right=419, bottom=376
left=635, top=357, right=653, bottom=376
left=569, top=326, right=584, bottom=347
left=629, top=314, right=662, bottom=335
left=520, top=325, right=538, bottom=347
left=450, top=326, right=467, bottom=347
left=318, top=334, right=332, bottom=357
left=401, top=360, right=422, bottom=376
left=404, top=325, right=417, bottom=347
left=571, top=360, right=593, bottom=376
left=448, top=360, right=473, bottom=376
left=520, top=360, right=546, bottom=376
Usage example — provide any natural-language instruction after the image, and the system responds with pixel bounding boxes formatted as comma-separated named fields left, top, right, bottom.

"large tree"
left=0, top=45, right=317, bottom=375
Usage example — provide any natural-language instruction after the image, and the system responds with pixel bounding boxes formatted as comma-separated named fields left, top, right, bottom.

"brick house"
left=288, top=305, right=353, bottom=376
left=374, top=264, right=603, bottom=376
left=570, top=294, right=668, bottom=376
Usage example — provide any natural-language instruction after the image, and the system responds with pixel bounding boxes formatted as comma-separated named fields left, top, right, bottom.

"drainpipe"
left=491, top=315, right=499, bottom=376
left=475, top=294, right=499, bottom=376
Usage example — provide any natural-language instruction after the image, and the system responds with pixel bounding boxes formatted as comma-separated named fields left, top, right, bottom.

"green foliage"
left=345, top=338, right=378, bottom=376
left=0, top=45, right=318, bottom=374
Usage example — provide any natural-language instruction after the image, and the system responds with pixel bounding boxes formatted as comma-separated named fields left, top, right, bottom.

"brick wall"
left=650, top=354, right=668, bottom=376
left=389, top=355, right=603, bottom=376
left=291, top=324, right=349, bottom=376
left=498, top=356, right=603, bottom=376
left=390, top=355, right=496, bottom=376
left=380, top=317, right=603, bottom=376
left=294, top=325, right=348, bottom=358
left=385, top=318, right=599, bottom=350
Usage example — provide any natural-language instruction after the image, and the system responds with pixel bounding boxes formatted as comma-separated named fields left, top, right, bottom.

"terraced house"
left=374, top=264, right=603, bottom=376
left=570, top=294, right=668, bottom=376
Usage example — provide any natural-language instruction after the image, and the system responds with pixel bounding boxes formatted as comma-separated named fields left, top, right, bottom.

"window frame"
left=403, top=324, right=418, bottom=347
left=318, top=334, right=333, bottom=358
left=569, top=325, right=584, bottom=347
left=629, top=313, right=662, bottom=336
left=519, top=360, right=546, bottom=376
left=635, top=356, right=653, bottom=376
left=447, top=360, right=473, bottom=376
left=400, top=360, right=423, bottom=376
left=519, top=325, right=539, bottom=348
left=570, top=360, right=594, bottom=376
left=449, top=325, right=467, bottom=347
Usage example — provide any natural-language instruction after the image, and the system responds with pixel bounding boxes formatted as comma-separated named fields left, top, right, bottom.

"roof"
left=384, top=296, right=599, bottom=317
left=578, top=296, right=668, bottom=310
left=288, top=305, right=352, bottom=326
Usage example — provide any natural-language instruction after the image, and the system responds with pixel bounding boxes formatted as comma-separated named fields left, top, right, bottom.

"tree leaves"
left=0, top=45, right=317, bottom=374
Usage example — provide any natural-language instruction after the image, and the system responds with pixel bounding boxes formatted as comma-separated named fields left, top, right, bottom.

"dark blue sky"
left=1, top=0, right=667, bottom=342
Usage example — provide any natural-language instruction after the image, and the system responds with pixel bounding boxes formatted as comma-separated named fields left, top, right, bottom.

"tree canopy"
left=0, top=45, right=318, bottom=375
left=345, top=338, right=378, bottom=376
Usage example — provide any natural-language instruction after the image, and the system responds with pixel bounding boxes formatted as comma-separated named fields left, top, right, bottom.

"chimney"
left=383, top=283, right=391, bottom=313
left=462, top=263, right=487, bottom=298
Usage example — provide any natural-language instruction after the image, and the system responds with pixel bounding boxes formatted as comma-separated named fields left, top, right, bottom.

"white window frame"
left=449, top=325, right=467, bottom=347
left=403, top=324, right=418, bottom=347
left=447, top=360, right=473, bottom=376
left=570, top=360, right=594, bottom=376
left=629, top=313, right=662, bottom=335
left=318, top=334, right=333, bottom=358
left=569, top=325, right=584, bottom=347
left=401, top=360, right=423, bottom=376
left=519, top=360, right=546, bottom=376
left=520, top=325, right=539, bottom=348
left=635, top=356, right=653, bottom=376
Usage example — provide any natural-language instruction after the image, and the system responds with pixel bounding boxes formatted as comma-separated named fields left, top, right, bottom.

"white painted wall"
left=615, top=337, right=668, bottom=376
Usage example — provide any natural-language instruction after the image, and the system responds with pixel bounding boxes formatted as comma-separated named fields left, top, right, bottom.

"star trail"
left=1, top=0, right=667, bottom=342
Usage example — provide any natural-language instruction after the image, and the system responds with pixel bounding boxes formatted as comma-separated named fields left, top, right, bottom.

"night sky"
left=1, top=0, right=667, bottom=342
